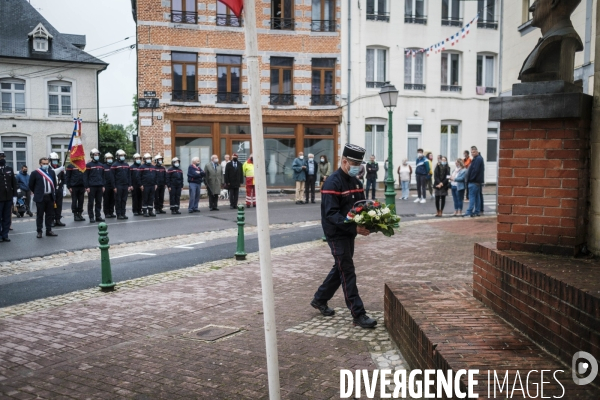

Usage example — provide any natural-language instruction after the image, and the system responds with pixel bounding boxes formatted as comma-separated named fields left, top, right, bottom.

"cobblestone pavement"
left=0, top=216, right=496, bottom=399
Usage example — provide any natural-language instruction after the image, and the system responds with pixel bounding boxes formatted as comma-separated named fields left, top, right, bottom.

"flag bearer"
left=166, top=157, right=183, bottom=214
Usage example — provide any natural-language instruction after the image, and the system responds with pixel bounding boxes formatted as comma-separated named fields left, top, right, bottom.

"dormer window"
left=28, top=23, right=53, bottom=53
left=34, top=38, right=47, bottom=52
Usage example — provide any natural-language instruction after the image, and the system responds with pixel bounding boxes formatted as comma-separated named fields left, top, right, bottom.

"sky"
left=30, top=0, right=137, bottom=128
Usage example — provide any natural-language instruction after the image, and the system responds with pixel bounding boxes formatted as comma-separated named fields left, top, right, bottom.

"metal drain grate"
left=181, top=325, right=241, bottom=342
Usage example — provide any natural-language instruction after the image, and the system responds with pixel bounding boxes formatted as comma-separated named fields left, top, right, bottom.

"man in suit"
left=29, top=157, right=58, bottom=238
left=0, top=151, right=17, bottom=242
left=204, top=155, right=222, bottom=211
left=224, top=152, right=243, bottom=209
left=303, top=153, right=318, bottom=204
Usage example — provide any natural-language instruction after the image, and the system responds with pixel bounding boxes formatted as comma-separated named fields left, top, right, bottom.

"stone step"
left=384, top=282, right=599, bottom=397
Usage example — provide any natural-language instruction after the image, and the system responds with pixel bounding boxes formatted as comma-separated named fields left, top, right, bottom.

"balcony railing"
left=441, top=18, right=463, bottom=27
left=441, top=85, right=462, bottom=92
left=216, top=13, right=242, bottom=27
left=311, top=20, right=336, bottom=32
left=404, top=14, right=427, bottom=24
left=366, top=12, right=390, bottom=22
left=271, top=17, right=294, bottom=30
left=404, top=83, right=426, bottom=91
left=478, top=20, right=498, bottom=29
left=366, top=81, right=386, bottom=89
left=311, top=94, right=335, bottom=106
left=172, top=90, right=199, bottom=102
left=217, top=92, right=242, bottom=104
left=171, top=10, right=197, bottom=24
left=485, top=87, right=497, bottom=94
left=269, top=93, right=294, bottom=106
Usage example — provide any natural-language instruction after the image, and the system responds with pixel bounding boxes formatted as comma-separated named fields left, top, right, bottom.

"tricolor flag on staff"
left=218, top=0, right=243, bottom=16
left=68, top=113, right=86, bottom=172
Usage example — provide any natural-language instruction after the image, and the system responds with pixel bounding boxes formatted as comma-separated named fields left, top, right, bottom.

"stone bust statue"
left=518, top=0, right=583, bottom=83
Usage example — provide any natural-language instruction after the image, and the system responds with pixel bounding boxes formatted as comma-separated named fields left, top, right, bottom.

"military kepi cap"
left=343, top=144, right=366, bottom=162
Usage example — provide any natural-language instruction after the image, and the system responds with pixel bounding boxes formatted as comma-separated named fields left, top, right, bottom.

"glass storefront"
left=304, top=138, right=334, bottom=176
left=175, top=137, right=212, bottom=181
left=265, top=138, right=296, bottom=187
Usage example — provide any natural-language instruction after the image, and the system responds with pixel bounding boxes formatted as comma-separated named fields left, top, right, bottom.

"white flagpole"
left=242, top=1, right=281, bottom=398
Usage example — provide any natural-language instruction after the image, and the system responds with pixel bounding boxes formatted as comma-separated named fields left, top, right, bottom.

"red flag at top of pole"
left=218, top=0, right=244, bottom=17
left=68, top=116, right=87, bottom=172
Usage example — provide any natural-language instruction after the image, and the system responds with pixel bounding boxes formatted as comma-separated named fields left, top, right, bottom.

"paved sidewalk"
left=0, top=217, right=496, bottom=399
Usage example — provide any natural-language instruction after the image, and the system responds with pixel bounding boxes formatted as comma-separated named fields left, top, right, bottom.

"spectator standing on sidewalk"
left=318, top=155, right=330, bottom=193
left=204, top=154, right=222, bottom=211
left=16, top=165, right=33, bottom=216
left=304, top=153, right=318, bottom=204
left=414, top=149, right=429, bottom=203
left=357, top=161, right=366, bottom=186
left=221, top=154, right=229, bottom=180
left=243, top=155, right=256, bottom=207
left=397, top=159, right=412, bottom=200
left=187, top=157, right=204, bottom=213
left=292, top=152, right=306, bottom=204
left=224, top=153, right=243, bottom=209
left=365, top=155, right=379, bottom=200
left=434, top=156, right=450, bottom=217
left=464, top=146, right=485, bottom=217
left=425, top=151, right=434, bottom=199
left=450, top=158, right=467, bottom=216
left=463, top=150, right=471, bottom=201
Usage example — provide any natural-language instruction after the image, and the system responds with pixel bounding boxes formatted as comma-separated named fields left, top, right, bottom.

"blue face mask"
left=441, top=161, right=447, bottom=166
left=174, top=163, right=180, bottom=168
left=348, top=166, right=361, bottom=177
left=107, top=159, right=113, bottom=164
left=93, top=156, right=99, bottom=161
left=135, top=159, right=141, bottom=165
left=41, top=164, right=49, bottom=170
left=119, top=156, right=125, bottom=161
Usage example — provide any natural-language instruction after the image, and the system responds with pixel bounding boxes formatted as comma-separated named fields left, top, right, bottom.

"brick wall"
left=497, top=118, right=590, bottom=256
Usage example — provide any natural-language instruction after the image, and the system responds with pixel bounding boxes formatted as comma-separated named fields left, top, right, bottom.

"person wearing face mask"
left=130, top=153, right=143, bottom=216
left=204, top=154, right=223, bottom=211
left=433, top=156, right=451, bottom=217
left=166, top=157, right=183, bottom=214
left=292, top=151, right=307, bottom=204
left=48, top=153, right=66, bottom=227
left=16, top=165, right=33, bottom=217
left=243, top=155, right=256, bottom=207
left=224, top=153, right=244, bottom=209
left=221, top=154, right=230, bottom=179
left=449, top=158, right=467, bottom=216
left=312, top=144, right=377, bottom=329
left=425, top=151, right=434, bottom=199
left=28, top=157, right=58, bottom=238
left=0, top=151, right=18, bottom=242
left=303, top=153, right=318, bottom=204
left=153, top=154, right=167, bottom=214
left=318, top=155, right=330, bottom=194
left=83, top=149, right=106, bottom=223
left=397, top=159, right=412, bottom=200
left=365, top=155, right=379, bottom=200
left=414, top=148, right=430, bottom=203
left=187, top=156, right=205, bottom=213
left=111, top=149, right=132, bottom=220
left=66, top=159, right=86, bottom=221
left=139, top=153, right=157, bottom=217
left=101, top=153, right=116, bottom=219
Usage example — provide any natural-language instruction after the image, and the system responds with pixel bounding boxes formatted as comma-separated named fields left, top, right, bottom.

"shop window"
left=176, top=125, right=211, bottom=134
left=270, top=57, right=294, bottom=106
left=176, top=137, right=213, bottom=178
left=266, top=126, right=295, bottom=135
left=264, top=138, right=296, bottom=187
left=304, top=138, right=334, bottom=179
left=220, top=124, right=250, bottom=134
left=311, top=58, right=335, bottom=105
left=217, top=54, right=242, bottom=104
left=172, top=52, right=198, bottom=102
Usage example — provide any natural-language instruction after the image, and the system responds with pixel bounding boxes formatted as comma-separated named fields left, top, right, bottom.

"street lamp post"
left=379, top=82, right=399, bottom=220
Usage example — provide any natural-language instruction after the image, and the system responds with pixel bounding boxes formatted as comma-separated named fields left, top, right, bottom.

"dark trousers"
left=24, top=190, right=31, bottom=213
left=70, top=186, right=85, bottom=213
left=36, top=195, right=54, bottom=233
left=142, top=185, right=155, bottom=210
left=116, top=186, right=129, bottom=216
left=154, top=185, right=165, bottom=211
left=132, top=186, right=142, bottom=213
left=365, top=179, right=376, bottom=200
left=435, top=195, right=446, bottom=211
left=416, top=175, right=428, bottom=199
left=55, top=187, right=64, bottom=221
left=314, top=238, right=365, bottom=318
left=0, top=200, right=11, bottom=239
left=426, top=176, right=433, bottom=196
left=103, top=187, right=115, bottom=215
left=88, top=187, right=103, bottom=218
left=169, top=186, right=182, bottom=210
left=229, top=187, right=239, bottom=208
left=207, top=186, right=219, bottom=209
left=305, top=174, right=316, bottom=203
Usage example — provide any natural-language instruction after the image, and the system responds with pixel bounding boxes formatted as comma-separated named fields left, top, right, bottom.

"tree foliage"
left=99, top=114, right=136, bottom=158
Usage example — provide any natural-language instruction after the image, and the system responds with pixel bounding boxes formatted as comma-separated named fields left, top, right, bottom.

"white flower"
left=381, top=208, right=390, bottom=215
left=368, top=210, right=377, bottom=217
left=354, top=215, right=363, bottom=223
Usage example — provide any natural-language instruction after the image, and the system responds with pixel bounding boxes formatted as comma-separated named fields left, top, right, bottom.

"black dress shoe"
left=353, top=314, right=377, bottom=328
left=189, top=210, right=194, bottom=213
left=213, top=208, right=219, bottom=211
left=311, top=201, right=316, bottom=204
left=117, top=215, right=126, bottom=220
left=89, top=218, right=96, bottom=223
left=37, top=232, right=42, bottom=238
left=46, top=231, right=58, bottom=237
left=310, top=299, right=335, bottom=317
left=54, top=220, right=66, bottom=227
left=96, top=217, right=105, bottom=222
left=1, top=238, right=8, bottom=242
left=173, top=210, right=181, bottom=214
left=123, top=215, right=128, bottom=219
left=106, top=214, right=116, bottom=218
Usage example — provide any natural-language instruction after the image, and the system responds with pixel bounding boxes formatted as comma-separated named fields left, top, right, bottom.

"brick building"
left=130, top=0, right=342, bottom=187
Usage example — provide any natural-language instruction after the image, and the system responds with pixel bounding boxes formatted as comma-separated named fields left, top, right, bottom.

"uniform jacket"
left=83, top=160, right=106, bottom=188
left=111, top=161, right=131, bottom=187
left=166, top=167, right=184, bottom=188
left=139, top=163, right=157, bottom=186
left=204, top=161, right=223, bottom=193
left=29, top=168, right=57, bottom=203
left=0, top=165, right=17, bottom=201
left=65, top=164, right=84, bottom=188
left=155, top=165, right=167, bottom=186
left=224, top=160, right=244, bottom=189
left=130, top=162, right=142, bottom=187
left=292, top=158, right=306, bottom=182
left=16, top=171, right=30, bottom=192
left=103, top=163, right=116, bottom=189
left=187, top=164, right=205, bottom=184
left=243, top=161, right=254, bottom=185
left=51, top=165, right=65, bottom=188
left=320, top=168, right=365, bottom=240
left=365, top=162, right=379, bottom=180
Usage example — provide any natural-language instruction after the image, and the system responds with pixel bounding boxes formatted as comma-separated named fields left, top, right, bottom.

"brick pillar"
left=490, top=91, right=592, bottom=256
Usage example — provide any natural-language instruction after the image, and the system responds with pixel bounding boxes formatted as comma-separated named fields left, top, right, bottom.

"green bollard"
left=98, top=223, right=116, bottom=291
left=235, top=205, right=247, bottom=260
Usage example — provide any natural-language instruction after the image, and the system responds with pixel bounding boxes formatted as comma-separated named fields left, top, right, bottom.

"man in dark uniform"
left=102, top=152, right=116, bottom=218
left=224, top=152, right=243, bottom=209
left=83, top=148, right=106, bottom=223
left=49, top=152, right=66, bottom=227
left=139, top=153, right=157, bottom=217
left=130, top=153, right=143, bottom=215
left=166, top=157, right=183, bottom=214
left=66, top=160, right=86, bottom=221
left=153, top=154, right=167, bottom=214
left=311, top=144, right=377, bottom=329
left=112, top=149, right=131, bottom=220
left=0, top=151, right=17, bottom=242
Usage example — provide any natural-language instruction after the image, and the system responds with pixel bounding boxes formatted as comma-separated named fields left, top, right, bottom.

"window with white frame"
left=29, top=23, right=52, bottom=53
left=405, top=0, right=427, bottom=24
left=1, top=137, right=27, bottom=170
left=487, top=127, right=498, bottom=163
left=440, top=123, right=459, bottom=161
left=366, top=0, right=389, bottom=21
left=51, top=138, right=70, bottom=162
left=476, top=54, right=496, bottom=94
left=366, top=48, right=387, bottom=88
left=1, top=79, right=25, bottom=114
left=407, top=124, right=422, bottom=160
left=522, top=0, right=533, bottom=23
left=365, top=123, right=385, bottom=160
left=404, top=51, right=425, bottom=90
left=442, top=0, right=461, bottom=26
left=441, top=52, right=461, bottom=92
left=48, top=81, right=72, bottom=116
left=477, top=0, right=497, bottom=28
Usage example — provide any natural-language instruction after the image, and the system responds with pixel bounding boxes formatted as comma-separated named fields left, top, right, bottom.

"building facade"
left=0, top=0, right=107, bottom=171
left=342, top=0, right=501, bottom=184
left=131, top=0, right=342, bottom=187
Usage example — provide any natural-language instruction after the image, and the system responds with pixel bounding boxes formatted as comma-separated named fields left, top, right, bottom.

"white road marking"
left=111, top=252, right=156, bottom=259
left=173, top=241, right=205, bottom=249
left=300, top=222, right=319, bottom=227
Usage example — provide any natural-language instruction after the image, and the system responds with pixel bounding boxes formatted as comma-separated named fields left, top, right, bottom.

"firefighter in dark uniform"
left=139, top=153, right=157, bottom=217
left=83, top=148, right=106, bottom=223
left=112, top=149, right=132, bottom=220
left=166, top=157, right=183, bottom=214
left=102, top=152, right=116, bottom=218
left=0, top=150, right=17, bottom=242
left=310, top=144, right=377, bottom=329
left=66, top=161, right=86, bottom=221
left=130, top=153, right=143, bottom=215
left=49, top=152, right=66, bottom=227
left=153, top=154, right=167, bottom=214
